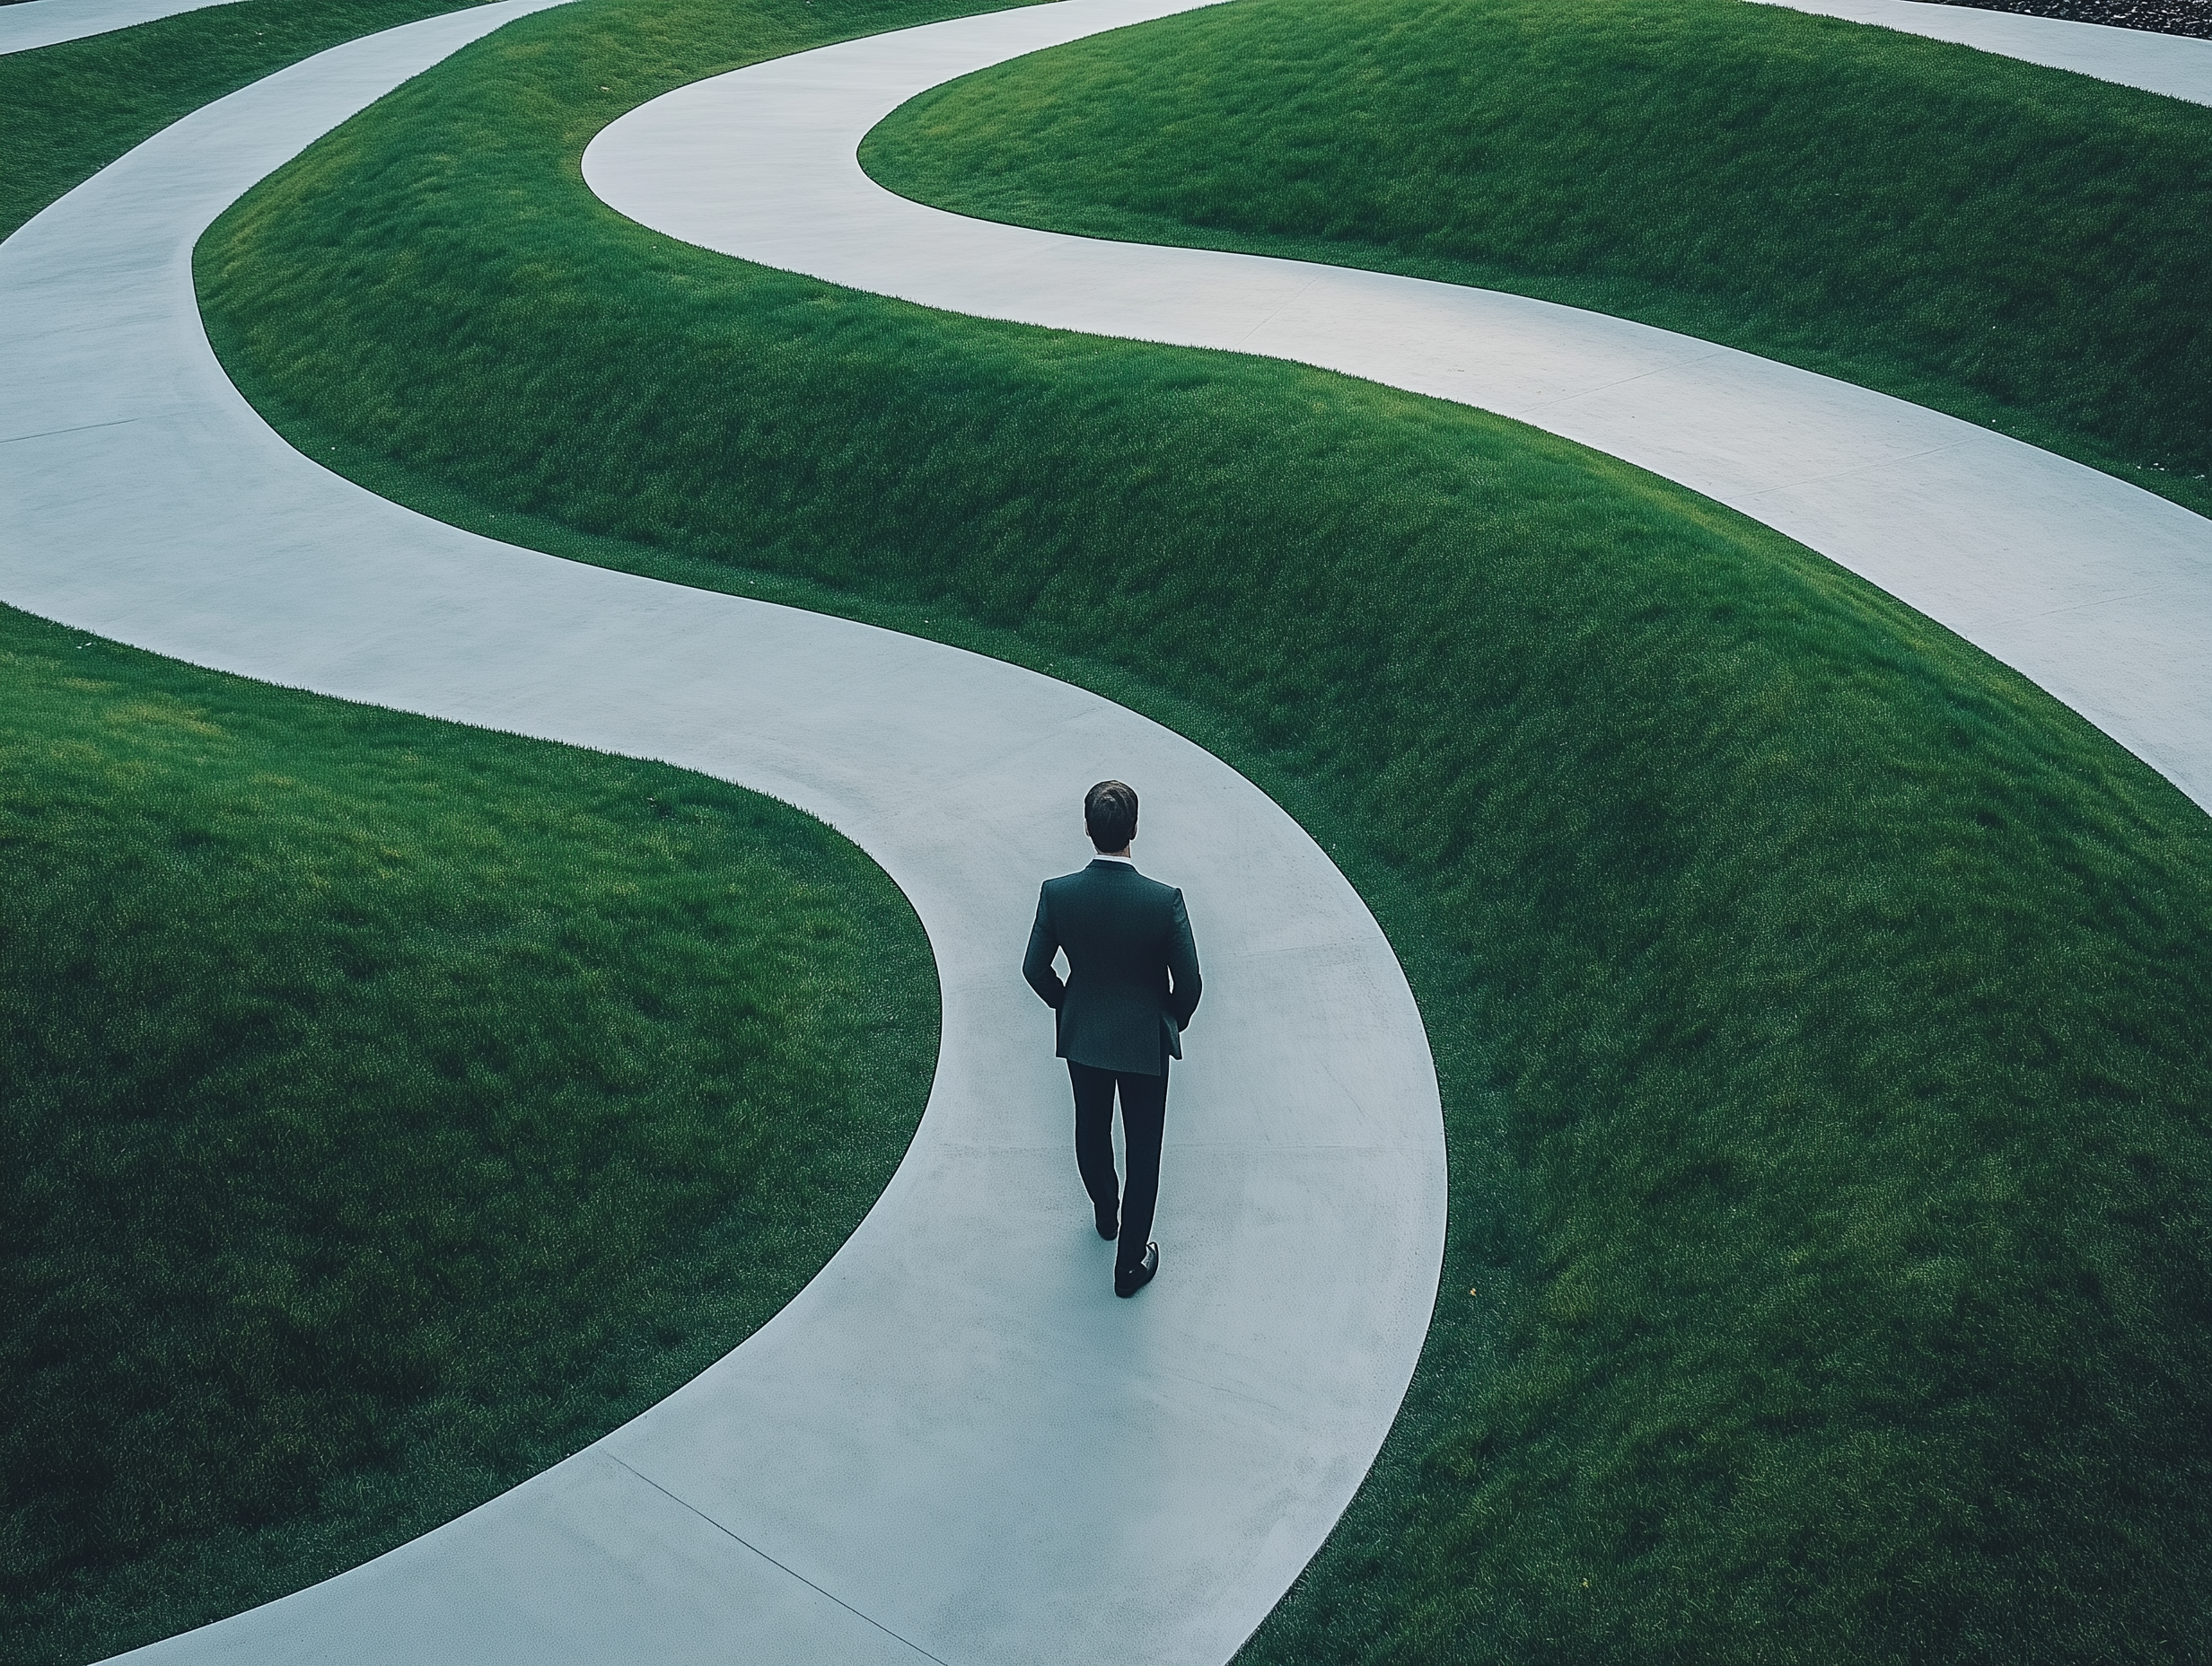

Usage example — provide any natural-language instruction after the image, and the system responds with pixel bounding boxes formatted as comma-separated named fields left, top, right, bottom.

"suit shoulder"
left=1040, top=869, right=1089, bottom=900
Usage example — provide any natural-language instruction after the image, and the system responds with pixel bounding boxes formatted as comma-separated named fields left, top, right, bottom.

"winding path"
left=1, top=0, right=2205, bottom=1660
left=588, top=0, right=2212, bottom=815
left=0, top=5, right=1443, bottom=1663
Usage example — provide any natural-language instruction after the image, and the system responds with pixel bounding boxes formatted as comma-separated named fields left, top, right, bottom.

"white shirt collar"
left=1092, top=853, right=1136, bottom=866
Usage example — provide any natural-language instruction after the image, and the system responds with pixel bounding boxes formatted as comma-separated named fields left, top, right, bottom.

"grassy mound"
left=864, top=0, right=2212, bottom=520
left=188, top=0, right=2212, bottom=1659
left=3, top=8, right=923, bottom=1659
left=0, top=0, right=507, bottom=242
left=0, top=603, right=936, bottom=1666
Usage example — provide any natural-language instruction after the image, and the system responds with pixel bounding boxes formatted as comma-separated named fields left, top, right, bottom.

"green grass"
left=0, top=0, right=514, bottom=243
left=0, top=607, right=936, bottom=1666
left=864, top=0, right=2212, bottom=521
left=4, top=12, right=932, bottom=1660
left=4, top=7, right=931, bottom=1660
left=180, top=0, right=2212, bottom=1659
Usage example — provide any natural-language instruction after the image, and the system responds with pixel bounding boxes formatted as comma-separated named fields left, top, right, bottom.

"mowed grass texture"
left=191, top=0, right=2212, bottom=1660
left=865, top=0, right=2212, bottom=520
left=0, top=0, right=508, bottom=242
left=0, top=602, right=936, bottom=1666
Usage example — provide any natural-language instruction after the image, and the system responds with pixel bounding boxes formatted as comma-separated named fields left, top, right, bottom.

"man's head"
left=1084, top=779, right=1138, bottom=854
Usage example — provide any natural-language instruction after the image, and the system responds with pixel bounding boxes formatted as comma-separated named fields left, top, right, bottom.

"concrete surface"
left=9, top=0, right=2209, bottom=1655
left=0, top=4, right=1445, bottom=1663
left=1, top=0, right=252, bottom=57
left=1751, top=0, right=2212, bottom=106
left=585, top=0, right=2212, bottom=812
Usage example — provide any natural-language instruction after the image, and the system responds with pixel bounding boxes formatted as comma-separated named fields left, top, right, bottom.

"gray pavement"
left=1752, top=0, right=2212, bottom=105
left=0, top=4, right=1444, bottom=1663
left=587, top=0, right=2212, bottom=811
left=0, top=0, right=250, bottom=57
left=6, top=0, right=2208, bottom=1658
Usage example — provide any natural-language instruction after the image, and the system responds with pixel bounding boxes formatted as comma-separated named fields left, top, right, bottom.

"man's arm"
left=1165, top=889, right=1202, bottom=1030
left=1023, top=887, right=1066, bottom=1008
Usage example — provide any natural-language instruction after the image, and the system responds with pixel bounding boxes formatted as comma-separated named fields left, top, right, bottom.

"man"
left=1023, top=779, right=1202, bottom=1298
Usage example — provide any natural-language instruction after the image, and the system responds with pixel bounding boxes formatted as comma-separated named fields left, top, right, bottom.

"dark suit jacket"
left=1023, top=859, right=1202, bottom=1076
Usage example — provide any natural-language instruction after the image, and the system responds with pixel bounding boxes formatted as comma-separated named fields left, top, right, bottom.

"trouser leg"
left=1114, top=1062, right=1168, bottom=1274
left=1068, top=1061, right=1119, bottom=1214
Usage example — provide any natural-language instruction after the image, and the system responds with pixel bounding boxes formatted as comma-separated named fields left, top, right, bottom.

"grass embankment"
left=4, top=5, right=928, bottom=1659
left=4, top=9, right=934, bottom=1661
left=0, top=608, right=935, bottom=1660
left=0, top=0, right=508, bottom=242
left=2, top=9, right=933, bottom=1654
left=189, top=0, right=2212, bottom=1659
left=865, top=0, right=2212, bottom=520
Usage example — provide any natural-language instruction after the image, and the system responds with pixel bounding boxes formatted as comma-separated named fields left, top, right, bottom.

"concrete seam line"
left=602, top=1457, right=953, bottom=1666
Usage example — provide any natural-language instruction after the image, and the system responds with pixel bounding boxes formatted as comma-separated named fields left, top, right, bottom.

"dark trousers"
left=1068, top=1058, right=1168, bottom=1275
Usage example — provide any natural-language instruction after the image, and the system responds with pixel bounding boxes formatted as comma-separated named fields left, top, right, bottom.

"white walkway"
left=1752, top=0, right=2212, bottom=106
left=3, top=0, right=2205, bottom=1659
left=0, top=0, right=251, bottom=57
left=0, top=5, right=1444, bottom=1664
left=587, top=0, right=2212, bottom=811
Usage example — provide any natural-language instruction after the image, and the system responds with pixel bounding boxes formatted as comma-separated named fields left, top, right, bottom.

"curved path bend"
left=4, top=0, right=2206, bottom=1659
left=0, top=4, right=1444, bottom=1663
left=588, top=0, right=2212, bottom=813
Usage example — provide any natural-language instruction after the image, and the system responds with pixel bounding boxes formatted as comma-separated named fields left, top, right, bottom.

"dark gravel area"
left=1928, top=0, right=2211, bottom=39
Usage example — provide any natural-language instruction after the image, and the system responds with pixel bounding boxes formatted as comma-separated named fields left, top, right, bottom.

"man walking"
left=1023, top=780, right=1202, bottom=1298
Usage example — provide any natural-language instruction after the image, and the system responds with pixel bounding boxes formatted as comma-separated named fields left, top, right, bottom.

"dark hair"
left=1084, top=779, right=1138, bottom=852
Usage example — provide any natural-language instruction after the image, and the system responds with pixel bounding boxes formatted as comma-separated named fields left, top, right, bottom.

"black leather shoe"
left=1115, top=1241, right=1159, bottom=1298
left=1095, top=1202, right=1119, bottom=1241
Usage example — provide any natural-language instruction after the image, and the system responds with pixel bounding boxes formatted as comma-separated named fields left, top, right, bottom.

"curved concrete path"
left=586, top=0, right=2212, bottom=814
left=1751, top=0, right=2212, bottom=106
left=0, top=6, right=1444, bottom=1664
left=0, top=0, right=251, bottom=57
left=6, top=0, right=2206, bottom=1658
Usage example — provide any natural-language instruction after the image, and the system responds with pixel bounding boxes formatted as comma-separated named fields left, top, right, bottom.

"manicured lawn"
left=865, top=0, right=2212, bottom=521
left=0, top=606, right=935, bottom=1666
left=186, top=0, right=2212, bottom=1661
left=3, top=7, right=929, bottom=1661
left=4, top=13, right=928, bottom=1659
left=0, top=0, right=508, bottom=242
